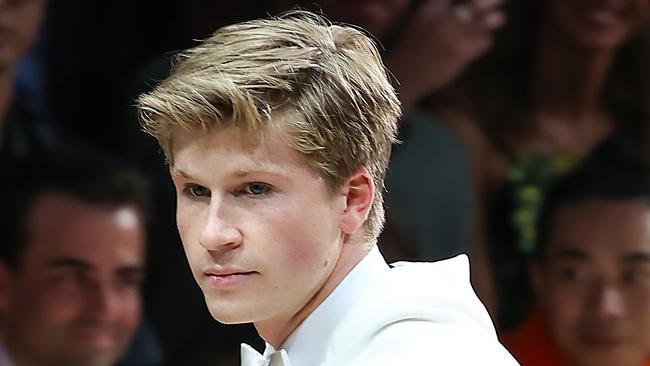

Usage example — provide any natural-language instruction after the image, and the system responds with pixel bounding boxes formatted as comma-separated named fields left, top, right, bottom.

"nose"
left=591, top=284, right=625, bottom=319
left=84, top=282, right=124, bottom=322
left=199, top=202, right=242, bottom=252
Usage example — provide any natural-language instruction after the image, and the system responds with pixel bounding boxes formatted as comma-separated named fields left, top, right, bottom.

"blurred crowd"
left=1, top=0, right=649, bottom=365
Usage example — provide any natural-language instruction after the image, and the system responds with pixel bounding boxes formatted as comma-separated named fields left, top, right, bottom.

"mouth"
left=203, top=270, right=258, bottom=287
left=69, top=326, right=116, bottom=348
left=579, top=333, right=626, bottom=348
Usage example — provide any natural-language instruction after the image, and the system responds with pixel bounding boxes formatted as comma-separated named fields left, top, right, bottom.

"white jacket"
left=242, top=247, right=519, bottom=366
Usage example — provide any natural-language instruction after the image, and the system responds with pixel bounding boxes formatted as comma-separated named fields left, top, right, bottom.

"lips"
left=69, top=326, right=116, bottom=348
left=579, top=331, right=627, bottom=348
left=203, top=269, right=258, bottom=287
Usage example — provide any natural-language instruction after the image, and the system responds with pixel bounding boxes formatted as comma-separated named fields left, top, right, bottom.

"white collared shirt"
left=268, top=246, right=388, bottom=365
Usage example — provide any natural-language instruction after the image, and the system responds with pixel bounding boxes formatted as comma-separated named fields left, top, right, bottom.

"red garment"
left=501, top=310, right=563, bottom=366
left=501, top=310, right=650, bottom=366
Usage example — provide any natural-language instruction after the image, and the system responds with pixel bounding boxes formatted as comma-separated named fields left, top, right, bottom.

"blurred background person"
left=431, top=0, right=650, bottom=327
left=0, top=0, right=50, bottom=157
left=0, top=148, right=158, bottom=366
left=502, top=151, right=650, bottom=366
left=0, top=0, right=43, bottom=120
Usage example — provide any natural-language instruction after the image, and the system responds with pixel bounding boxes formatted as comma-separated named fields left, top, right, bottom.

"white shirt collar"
left=263, top=246, right=389, bottom=365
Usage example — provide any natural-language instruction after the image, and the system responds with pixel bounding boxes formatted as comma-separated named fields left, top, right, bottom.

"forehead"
left=170, top=124, right=317, bottom=177
left=547, top=199, right=650, bottom=259
left=24, top=193, right=145, bottom=267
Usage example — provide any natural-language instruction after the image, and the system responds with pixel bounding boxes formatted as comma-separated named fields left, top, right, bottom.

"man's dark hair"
left=0, top=147, right=150, bottom=270
left=535, top=148, right=650, bottom=261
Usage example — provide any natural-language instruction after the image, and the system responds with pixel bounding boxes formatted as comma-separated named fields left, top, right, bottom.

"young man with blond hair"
left=137, top=12, right=517, bottom=365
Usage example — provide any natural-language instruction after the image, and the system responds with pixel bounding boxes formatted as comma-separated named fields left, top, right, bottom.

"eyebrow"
left=46, top=257, right=144, bottom=275
left=550, top=248, right=590, bottom=260
left=117, top=265, right=145, bottom=278
left=621, top=252, right=650, bottom=263
left=46, top=257, right=93, bottom=270
left=171, top=166, right=286, bottom=181
left=170, top=167, right=193, bottom=179
left=549, top=249, right=650, bottom=264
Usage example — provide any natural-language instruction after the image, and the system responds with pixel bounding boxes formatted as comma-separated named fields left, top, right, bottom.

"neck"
left=534, top=22, right=615, bottom=121
left=254, top=235, right=373, bottom=349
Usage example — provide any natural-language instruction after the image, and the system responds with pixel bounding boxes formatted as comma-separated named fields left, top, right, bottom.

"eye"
left=622, top=268, right=650, bottom=286
left=556, top=265, right=590, bottom=283
left=52, top=268, right=86, bottom=286
left=118, top=271, right=144, bottom=289
left=241, top=182, right=271, bottom=196
left=185, top=184, right=210, bottom=198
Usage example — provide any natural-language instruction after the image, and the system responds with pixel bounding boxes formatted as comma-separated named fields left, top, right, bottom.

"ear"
left=339, top=167, right=375, bottom=235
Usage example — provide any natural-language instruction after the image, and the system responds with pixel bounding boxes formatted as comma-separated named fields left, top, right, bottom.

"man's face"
left=170, top=125, right=348, bottom=327
left=0, top=0, right=44, bottom=70
left=0, top=193, right=145, bottom=366
left=534, top=200, right=650, bottom=366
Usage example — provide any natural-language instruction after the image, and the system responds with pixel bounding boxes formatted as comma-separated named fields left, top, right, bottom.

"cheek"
left=115, top=293, right=141, bottom=331
left=628, top=293, right=650, bottom=335
left=260, top=218, right=337, bottom=286
left=176, top=201, right=194, bottom=235
left=22, top=285, right=84, bottom=327
left=270, top=209, right=339, bottom=263
left=176, top=203, right=203, bottom=249
left=544, top=286, right=583, bottom=339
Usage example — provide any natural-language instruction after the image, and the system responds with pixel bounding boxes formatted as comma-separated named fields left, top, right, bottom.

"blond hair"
left=137, top=11, right=401, bottom=241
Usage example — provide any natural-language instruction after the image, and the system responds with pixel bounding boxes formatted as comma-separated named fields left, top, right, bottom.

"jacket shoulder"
left=325, top=255, right=519, bottom=365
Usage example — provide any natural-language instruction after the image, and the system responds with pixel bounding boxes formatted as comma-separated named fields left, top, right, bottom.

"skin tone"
left=169, top=124, right=375, bottom=348
left=0, top=193, right=145, bottom=366
left=0, top=0, right=44, bottom=122
left=438, top=0, right=650, bottom=318
left=531, top=200, right=650, bottom=366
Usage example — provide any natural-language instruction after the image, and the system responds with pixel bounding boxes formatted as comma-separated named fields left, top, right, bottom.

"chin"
left=61, top=351, right=120, bottom=366
left=205, top=300, right=254, bottom=324
left=211, top=314, right=252, bottom=325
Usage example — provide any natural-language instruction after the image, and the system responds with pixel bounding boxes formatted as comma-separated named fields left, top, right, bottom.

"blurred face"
left=313, top=0, right=411, bottom=39
left=546, top=0, right=649, bottom=50
left=534, top=200, right=650, bottom=366
left=0, top=193, right=145, bottom=366
left=171, top=125, right=348, bottom=327
left=0, top=0, right=44, bottom=71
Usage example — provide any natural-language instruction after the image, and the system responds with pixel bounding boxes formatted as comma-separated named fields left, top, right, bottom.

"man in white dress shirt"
left=137, top=11, right=518, bottom=365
